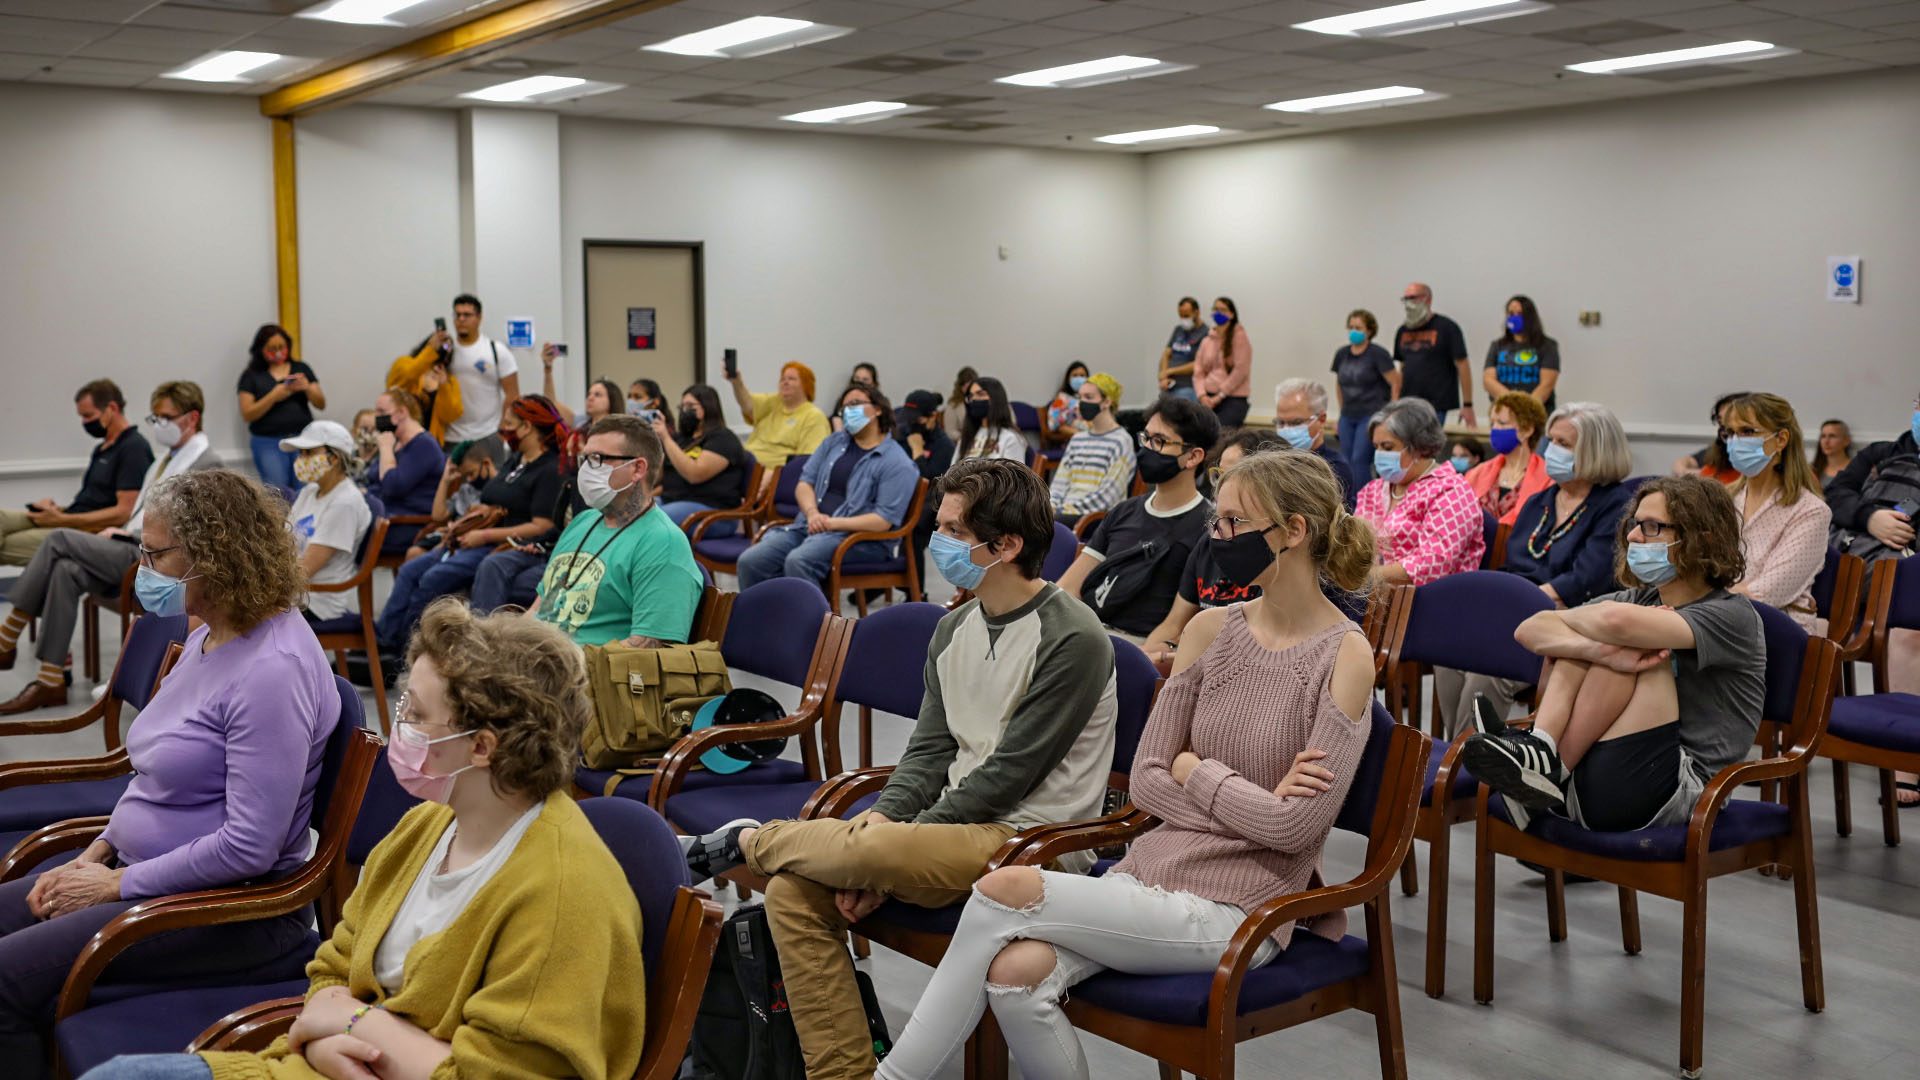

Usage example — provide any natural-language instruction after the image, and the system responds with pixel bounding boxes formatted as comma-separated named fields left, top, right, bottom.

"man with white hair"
left=1272, top=378, right=1356, bottom=509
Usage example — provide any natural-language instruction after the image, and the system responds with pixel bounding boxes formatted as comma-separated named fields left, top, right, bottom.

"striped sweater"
left=1049, top=427, right=1136, bottom=517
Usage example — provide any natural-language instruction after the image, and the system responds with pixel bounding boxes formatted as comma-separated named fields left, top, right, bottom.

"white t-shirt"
left=374, top=802, right=543, bottom=993
left=290, top=481, right=373, bottom=621
left=445, top=333, right=521, bottom=443
left=966, top=427, right=1028, bottom=463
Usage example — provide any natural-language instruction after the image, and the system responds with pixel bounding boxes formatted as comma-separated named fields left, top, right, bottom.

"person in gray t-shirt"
left=1462, top=476, right=1766, bottom=832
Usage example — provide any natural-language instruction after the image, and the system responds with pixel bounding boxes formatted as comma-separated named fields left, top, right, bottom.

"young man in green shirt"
left=533, top=415, right=703, bottom=647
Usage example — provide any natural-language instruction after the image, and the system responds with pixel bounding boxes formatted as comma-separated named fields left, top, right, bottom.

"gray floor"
left=4, top=584, right=1915, bottom=1080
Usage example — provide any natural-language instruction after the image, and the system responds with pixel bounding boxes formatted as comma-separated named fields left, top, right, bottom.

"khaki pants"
left=743, top=816, right=1017, bottom=1080
left=1433, top=666, right=1533, bottom=738
left=0, top=510, right=52, bottom=568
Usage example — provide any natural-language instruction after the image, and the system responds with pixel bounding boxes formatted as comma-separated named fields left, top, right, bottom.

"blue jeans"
left=375, top=545, right=489, bottom=651
left=663, top=500, right=736, bottom=538
left=1164, top=385, right=1198, bottom=402
left=736, top=527, right=892, bottom=590
left=248, top=435, right=295, bottom=493
left=1338, top=414, right=1373, bottom=485
left=472, top=547, right=547, bottom=613
left=81, top=1056, right=213, bottom=1080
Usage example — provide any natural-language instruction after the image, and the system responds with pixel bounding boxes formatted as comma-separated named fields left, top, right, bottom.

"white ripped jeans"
left=874, top=869, right=1279, bottom=1080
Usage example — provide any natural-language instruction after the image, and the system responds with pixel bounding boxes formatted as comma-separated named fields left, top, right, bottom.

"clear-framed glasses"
left=1208, top=514, right=1273, bottom=540
left=1630, top=518, right=1682, bottom=540
left=581, top=451, right=640, bottom=470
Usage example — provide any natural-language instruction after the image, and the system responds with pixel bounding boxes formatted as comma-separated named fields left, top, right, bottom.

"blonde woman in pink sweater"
left=875, top=449, right=1377, bottom=1080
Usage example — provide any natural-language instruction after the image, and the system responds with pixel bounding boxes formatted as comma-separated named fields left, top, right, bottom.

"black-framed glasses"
left=581, top=452, right=640, bottom=470
left=1630, top=519, right=1682, bottom=539
left=136, top=543, right=180, bottom=568
left=1138, top=432, right=1193, bottom=454
left=1208, top=514, right=1273, bottom=540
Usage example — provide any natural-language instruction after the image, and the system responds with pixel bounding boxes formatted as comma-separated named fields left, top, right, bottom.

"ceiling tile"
left=1044, top=4, right=1184, bottom=33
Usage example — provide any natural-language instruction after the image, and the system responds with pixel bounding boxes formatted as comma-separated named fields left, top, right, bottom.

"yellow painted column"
left=272, top=115, right=299, bottom=343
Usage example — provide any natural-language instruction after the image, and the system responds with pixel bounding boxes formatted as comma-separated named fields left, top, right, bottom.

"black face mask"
left=1136, top=448, right=1185, bottom=485
left=1077, top=400, right=1102, bottom=422
left=83, top=417, right=108, bottom=439
left=965, top=400, right=991, bottom=423
left=677, top=411, right=700, bottom=440
left=1209, top=527, right=1280, bottom=587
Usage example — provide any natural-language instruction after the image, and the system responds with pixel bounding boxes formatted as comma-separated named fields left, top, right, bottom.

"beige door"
left=585, top=242, right=702, bottom=397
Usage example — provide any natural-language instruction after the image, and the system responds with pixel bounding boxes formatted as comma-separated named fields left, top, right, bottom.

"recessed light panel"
left=1566, top=40, right=1795, bottom=75
left=163, top=51, right=285, bottom=83
left=460, top=76, right=623, bottom=103
left=782, top=101, right=922, bottom=125
left=645, top=16, right=852, bottom=59
left=998, top=56, right=1192, bottom=89
left=1297, top=0, right=1553, bottom=38
left=1094, top=124, right=1224, bottom=145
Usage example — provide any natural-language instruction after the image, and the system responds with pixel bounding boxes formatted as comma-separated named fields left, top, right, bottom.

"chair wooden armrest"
left=189, top=996, right=305, bottom=1053
left=1428, top=732, right=1471, bottom=809
left=308, top=519, right=390, bottom=594
left=1071, top=511, right=1106, bottom=541
left=0, top=691, right=121, bottom=740
left=0, top=817, right=109, bottom=883
left=985, top=808, right=1158, bottom=871
left=691, top=504, right=763, bottom=541
left=829, top=521, right=914, bottom=563
left=649, top=707, right=828, bottom=814
left=388, top=513, right=435, bottom=526
left=0, top=750, right=132, bottom=792
left=799, top=767, right=897, bottom=820
left=636, top=887, right=727, bottom=1080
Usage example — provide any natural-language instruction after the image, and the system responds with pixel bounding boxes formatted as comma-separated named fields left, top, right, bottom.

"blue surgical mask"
left=134, top=563, right=196, bottom=618
left=1725, top=434, right=1774, bottom=478
left=1488, top=426, right=1521, bottom=455
left=1451, top=455, right=1473, bottom=473
left=841, top=404, right=870, bottom=435
left=928, top=532, right=990, bottom=590
left=1068, top=375, right=1087, bottom=393
left=1910, top=409, right=1919, bottom=446
left=1505, top=313, right=1525, bottom=335
left=1275, top=423, right=1313, bottom=451
left=1542, top=441, right=1577, bottom=483
left=1211, top=311, right=1230, bottom=327
left=1627, top=541, right=1677, bottom=587
left=1373, top=448, right=1407, bottom=483
left=1347, top=329, right=1366, bottom=346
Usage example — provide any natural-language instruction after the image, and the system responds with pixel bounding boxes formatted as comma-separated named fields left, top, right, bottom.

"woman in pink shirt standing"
left=875, top=449, right=1378, bottom=1080
left=1721, top=392, right=1831, bottom=633
left=1194, top=296, right=1252, bottom=429
left=1357, top=397, right=1487, bottom=586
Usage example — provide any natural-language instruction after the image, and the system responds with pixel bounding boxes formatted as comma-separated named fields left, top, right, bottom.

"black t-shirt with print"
left=69, top=429, right=154, bottom=514
left=481, top=451, right=564, bottom=539
left=1083, top=493, right=1211, bottom=635
left=661, top=426, right=756, bottom=509
left=1176, top=539, right=1262, bottom=610
left=1393, top=314, right=1470, bottom=412
left=1484, top=335, right=1561, bottom=411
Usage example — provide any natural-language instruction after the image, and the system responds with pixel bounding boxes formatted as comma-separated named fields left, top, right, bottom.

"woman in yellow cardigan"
left=84, top=602, right=646, bottom=1080
left=388, top=332, right=465, bottom=445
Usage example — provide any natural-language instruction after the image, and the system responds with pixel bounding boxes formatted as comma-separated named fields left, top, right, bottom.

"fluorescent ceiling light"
left=781, top=101, right=917, bottom=124
left=460, top=75, right=624, bottom=103
left=1095, top=125, right=1224, bottom=145
left=1567, top=40, right=1794, bottom=74
left=644, top=16, right=852, bottom=59
left=997, top=55, right=1192, bottom=89
left=297, top=0, right=430, bottom=25
left=1296, top=0, right=1552, bottom=37
left=163, top=51, right=282, bottom=83
left=1267, top=85, right=1437, bottom=113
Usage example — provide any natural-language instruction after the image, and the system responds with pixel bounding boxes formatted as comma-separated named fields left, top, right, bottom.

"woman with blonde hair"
left=84, top=601, right=647, bottom=1080
left=1720, top=391, right=1831, bottom=633
left=874, top=449, right=1378, bottom=1080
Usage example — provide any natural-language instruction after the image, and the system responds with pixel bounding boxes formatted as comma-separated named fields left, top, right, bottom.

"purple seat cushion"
left=667, top=784, right=880, bottom=835
left=867, top=898, right=964, bottom=936
left=578, top=756, right=807, bottom=803
left=56, top=978, right=310, bottom=1073
left=1487, top=793, right=1790, bottom=861
left=694, top=536, right=753, bottom=564
left=0, top=775, right=131, bottom=830
left=1421, top=741, right=1477, bottom=807
left=303, top=613, right=366, bottom=636
left=1827, top=693, right=1920, bottom=755
left=841, top=555, right=907, bottom=576
left=1074, top=932, right=1372, bottom=1025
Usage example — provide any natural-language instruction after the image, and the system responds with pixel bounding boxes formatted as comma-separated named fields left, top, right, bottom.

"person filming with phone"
left=439, top=294, right=522, bottom=449
left=236, top=323, right=324, bottom=491
left=726, top=351, right=829, bottom=468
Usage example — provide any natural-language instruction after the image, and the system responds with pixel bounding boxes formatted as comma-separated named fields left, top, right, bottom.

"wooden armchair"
left=307, top=507, right=392, bottom=731
left=824, top=478, right=929, bottom=616
left=0, top=614, right=185, bottom=755
left=680, top=461, right=764, bottom=537
left=690, top=463, right=788, bottom=581
left=1821, top=554, right=1920, bottom=846
left=80, top=562, right=140, bottom=683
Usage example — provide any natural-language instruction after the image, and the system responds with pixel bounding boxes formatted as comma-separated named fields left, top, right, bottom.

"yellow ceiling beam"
left=259, top=0, right=685, bottom=118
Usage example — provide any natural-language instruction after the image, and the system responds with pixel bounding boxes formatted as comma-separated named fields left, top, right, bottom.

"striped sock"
left=35, top=661, right=62, bottom=689
left=0, top=611, right=27, bottom=651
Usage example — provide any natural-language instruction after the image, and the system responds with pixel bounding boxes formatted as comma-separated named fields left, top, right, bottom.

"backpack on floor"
left=689, top=904, right=891, bottom=1080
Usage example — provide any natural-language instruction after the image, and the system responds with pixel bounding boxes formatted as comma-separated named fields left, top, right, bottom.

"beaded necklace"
left=1526, top=494, right=1589, bottom=558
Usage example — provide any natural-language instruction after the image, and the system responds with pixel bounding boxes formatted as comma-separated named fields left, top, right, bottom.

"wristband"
left=345, top=1002, right=383, bottom=1037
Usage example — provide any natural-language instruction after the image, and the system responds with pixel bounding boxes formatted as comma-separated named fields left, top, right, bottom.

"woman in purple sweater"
left=0, top=469, right=338, bottom=1077
left=876, top=449, right=1378, bottom=1080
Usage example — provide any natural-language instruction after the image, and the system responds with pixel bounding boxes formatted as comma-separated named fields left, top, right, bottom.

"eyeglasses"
left=1137, top=432, right=1193, bottom=454
left=390, top=692, right=441, bottom=746
left=1208, top=514, right=1273, bottom=540
left=1630, top=519, right=1682, bottom=539
left=1273, top=416, right=1316, bottom=428
left=581, top=452, right=640, bottom=470
left=144, top=413, right=184, bottom=425
left=1722, top=426, right=1777, bottom=440
left=136, top=543, right=180, bottom=568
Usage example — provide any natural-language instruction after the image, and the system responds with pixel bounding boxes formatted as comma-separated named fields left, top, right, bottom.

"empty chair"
left=1822, top=556, right=1920, bottom=845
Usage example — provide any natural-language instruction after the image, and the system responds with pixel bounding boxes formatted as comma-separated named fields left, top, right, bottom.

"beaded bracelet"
left=345, top=1002, right=384, bottom=1038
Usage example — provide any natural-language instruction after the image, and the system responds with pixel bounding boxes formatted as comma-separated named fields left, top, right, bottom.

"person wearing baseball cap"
left=280, top=420, right=373, bottom=626
left=1048, top=372, right=1136, bottom=525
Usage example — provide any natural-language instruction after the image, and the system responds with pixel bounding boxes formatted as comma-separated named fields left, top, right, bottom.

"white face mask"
left=1178, top=317, right=1196, bottom=331
left=145, top=416, right=183, bottom=449
left=578, top=460, right=636, bottom=510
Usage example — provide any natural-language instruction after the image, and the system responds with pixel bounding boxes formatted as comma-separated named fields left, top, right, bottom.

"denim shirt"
left=782, top=430, right=920, bottom=537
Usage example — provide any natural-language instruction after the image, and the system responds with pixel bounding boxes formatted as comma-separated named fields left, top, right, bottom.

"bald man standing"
left=1392, top=282, right=1475, bottom=429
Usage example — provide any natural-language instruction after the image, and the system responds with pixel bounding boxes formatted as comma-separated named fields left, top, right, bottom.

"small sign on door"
left=506, top=318, right=535, bottom=348
left=1827, top=256, right=1860, bottom=303
left=627, top=307, right=656, bottom=349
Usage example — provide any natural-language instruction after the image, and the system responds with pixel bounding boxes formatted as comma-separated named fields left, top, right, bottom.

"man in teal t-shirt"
left=534, top=417, right=703, bottom=647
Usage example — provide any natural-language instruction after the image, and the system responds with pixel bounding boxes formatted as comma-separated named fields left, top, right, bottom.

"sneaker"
left=684, top=817, right=760, bottom=881
left=1468, top=693, right=1508, bottom=737
left=1461, top=730, right=1566, bottom=815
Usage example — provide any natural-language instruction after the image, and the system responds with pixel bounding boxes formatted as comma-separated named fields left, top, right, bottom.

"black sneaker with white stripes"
left=683, top=817, right=760, bottom=881
left=1469, top=693, right=1508, bottom=737
left=1461, top=729, right=1567, bottom=816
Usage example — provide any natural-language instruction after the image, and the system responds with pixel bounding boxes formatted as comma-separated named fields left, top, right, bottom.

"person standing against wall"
left=441, top=293, right=522, bottom=447
left=1331, top=307, right=1399, bottom=489
left=1393, top=282, right=1474, bottom=428
left=1158, top=297, right=1209, bottom=401
left=236, top=323, right=323, bottom=490
left=1193, top=297, right=1252, bottom=429
left=1482, top=294, right=1561, bottom=413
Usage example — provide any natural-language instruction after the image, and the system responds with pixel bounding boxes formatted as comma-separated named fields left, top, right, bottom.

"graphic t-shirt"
left=444, top=335, right=519, bottom=443
left=1083, top=491, right=1212, bottom=635
left=69, top=429, right=154, bottom=514
left=1330, top=343, right=1396, bottom=419
left=1392, top=313, right=1470, bottom=412
left=660, top=426, right=755, bottom=509
left=289, top=481, right=372, bottom=621
left=481, top=451, right=564, bottom=540
left=1164, top=323, right=1209, bottom=390
left=534, top=504, right=704, bottom=647
left=1484, top=336, right=1561, bottom=410
left=1177, top=538, right=1262, bottom=610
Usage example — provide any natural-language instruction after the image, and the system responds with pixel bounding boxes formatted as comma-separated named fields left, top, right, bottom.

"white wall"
left=1142, top=68, right=1920, bottom=462
left=0, top=83, right=274, bottom=506
left=557, top=119, right=1150, bottom=413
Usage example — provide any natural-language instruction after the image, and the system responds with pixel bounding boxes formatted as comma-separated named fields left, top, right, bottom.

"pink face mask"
left=387, top=723, right=477, bottom=804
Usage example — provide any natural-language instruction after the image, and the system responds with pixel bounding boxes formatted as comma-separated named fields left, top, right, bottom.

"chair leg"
left=334, top=650, right=350, bottom=680
left=1544, top=869, right=1567, bottom=943
left=1157, top=1065, right=1180, bottom=1080
left=1678, top=893, right=1707, bottom=1079
left=1367, top=898, right=1408, bottom=1080
left=82, top=604, right=99, bottom=683
left=1879, top=768, right=1902, bottom=847
left=851, top=934, right=869, bottom=960
left=368, top=652, right=390, bottom=737
left=1424, top=826, right=1450, bottom=998
left=1399, top=848, right=1418, bottom=897
left=964, top=1013, right=1008, bottom=1080
left=1618, top=887, right=1641, bottom=955
left=1473, top=818, right=1495, bottom=1004
left=1832, top=760, right=1851, bottom=838
left=1792, top=831, right=1825, bottom=1013
left=854, top=587, right=869, bottom=617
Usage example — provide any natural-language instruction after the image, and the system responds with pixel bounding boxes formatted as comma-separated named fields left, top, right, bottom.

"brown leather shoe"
left=0, top=680, right=67, bottom=715
left=0, top=645, right=14, bottom=672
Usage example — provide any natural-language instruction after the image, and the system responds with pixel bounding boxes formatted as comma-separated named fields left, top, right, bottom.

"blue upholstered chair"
left=23, top=677, right=379, bottom=1076
left=1472, top=602, right=1838, bottom=1079
left=579, top=579, right=850, bottom=815
left=1822, top=555, right=1920, bottom=846
left=691, top=456, right=807, bottom=580
left=825, top=477, right=930, bottom=616
left=1478, top=509, right=1501, bottom=570
left=187, top=798, right=726, bottom=1080
left=680, top=461, right=765, bottom=539
left=994, top=703, right=1429, bottom=1080
left=0, top=614, right=189, bottom=854
left=1379, top=571, right=1553, bottom=998
left=1039, top=521, right=1080, bottom=583
left=305, top=492, right=391, bottom=729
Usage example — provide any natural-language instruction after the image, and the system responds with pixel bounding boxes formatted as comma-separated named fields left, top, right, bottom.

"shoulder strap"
left=490, top=340, right=504, bottom=386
